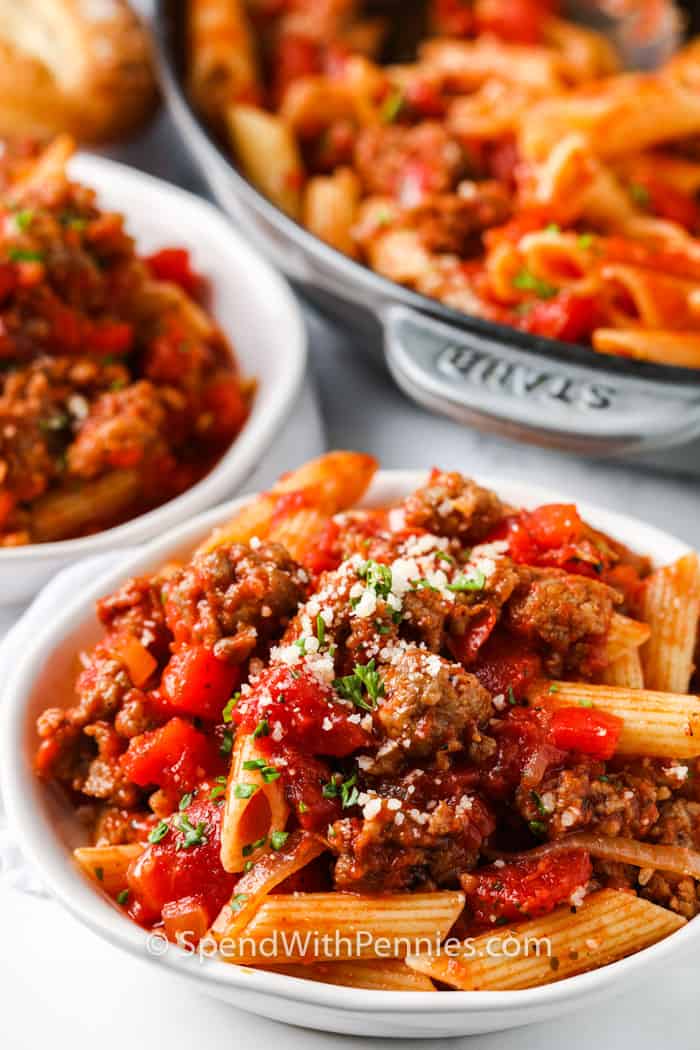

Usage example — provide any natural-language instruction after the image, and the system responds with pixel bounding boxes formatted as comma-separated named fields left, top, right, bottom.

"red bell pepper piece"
left=550, top=705, right=623, bottom=760
left=160, top=646, right=242, bottom=722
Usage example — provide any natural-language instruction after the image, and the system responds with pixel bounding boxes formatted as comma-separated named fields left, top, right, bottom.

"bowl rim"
left=0, top=151, right=307, bottom=562
left=2, top=469, right=698, bottom=1017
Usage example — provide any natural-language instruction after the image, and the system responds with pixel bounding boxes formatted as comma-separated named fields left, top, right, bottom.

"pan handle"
left=382, top=304, right=700, bottom=456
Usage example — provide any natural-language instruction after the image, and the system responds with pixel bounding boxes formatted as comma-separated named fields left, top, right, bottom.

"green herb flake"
left=148, top=820, right=170, bottom=844
left=116, top=889, right=129, bottom=906
left=334, top=658, right=384, bottom=712
left=629, top=182, right=650, bottom=208
left=179, top=791, right=194, bottom=811
left=231, top=893, right=249, bottom=913
left=512, top=268, right=558, bottom=300
left=380, top=88, right=405, bottom=124
left=316, top=613, right=326, bottom=648
left=298, top=801, right=309, bottom=814
left=528, top=819, right=548, bottom=837
left=507, top=685, right=517, bottom=706
left=242, top=836, right=266, bottom=857
left=577, top=233, right=594, bottom=249
left=233, top=782, right=258, bottom=800
left=14, top=209, right=34, bottom=231
left=579, top=698, right=594, bottom=708
left=262, top=765, right=281, bottom=783
left=544, top=223, right=560, bottom=234
left=548, top=683, right=559, bottom=693
left=243, top=758, right=267, bottom=771
left=435, top=551, right=455, bottom=564
left=253, top=718, right=269, bottom=739
left=209, top=785, right=226, bottom=801
left=8, top=247, right=44, bottom=263
left=175, top=814, right=208, bottom=850
left=531, top=790, right=548, bottom=817
left=220, top=728, right=234, bottom=756
left=94, top=866, right=104, bottom=882
left=340, top=772, right=359, bottom=809
left=222, top=693, right=240, bottom=723
left=446, top=569, right=486, bottom=593
left=270, top=830, right=290, bottom=851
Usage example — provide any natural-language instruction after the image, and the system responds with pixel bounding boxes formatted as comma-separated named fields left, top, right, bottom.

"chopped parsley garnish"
left=629, top=182, right=650, bottom=207
left=528, top=819, right=548, bottom=837
left=14, top=209, right=34, bottom=231
left=60, top=212, right=88, bottom=230
left=544, top=223, right=560, bottom=233
left=242, top=836, right=266, bottom=857
left=222, top=693, right=239, bottom=722
left=435, top=551, right=455, bottom=564
left=148, top=820, right=170, bottom=844
left=578, top=233, right=594, bottom=248
left=446, top=569, right=486, bottom=593
left=316, top=614, right=326, bottom=648
left=179, top=791, right=194, bottom=811
left=295, top=637, right=307, bottom=656
left=512, top=268, right=558, bottom=300
left=253, top=718, right=269, bottom=739
left=380, top=88, right=405, bottom=123
left=340, top=772, right=360, bottom=809
left=8, top=247, right=44, bottom=263
left=262, top=765, right=280, bottom=783
left=375, top=621, right=391, bottom=634
left=175, top=814, right=208, bottom=850
left=411, top=578, right=439, bottom=592
left=579, top=698, right=593, bottom=708
left=94, top=866, right=104, bottom=882
left=220, top=728, right=234, bottom=756
left=209, top=785, right=226, bottom=801
left=243, top=860, right=255, bottom=872
left=327, top=824, right=336, bottom=838
left=358, top=560, right=393, bottom=599
left=507, top=685, right=517, bottom=706
left=231, top=893, right=249, bottom=912
left=270, top=830, right=290, bottom=851
left=233, top=783, right=258, bottom=800
left=531, top=790, right=548, bottom=817
left=548, top=683, right=559, bottom=693
left=322, top=781, right=338, bottom=799
left=334, top=659, right=384, bottom=712
left=243, top=758, right=266, bottom=771
left=39, top=412, right=69, bottom=432
left=298, top=801, right=309, bottom=813
left=116, top=890, right=129, bottom=906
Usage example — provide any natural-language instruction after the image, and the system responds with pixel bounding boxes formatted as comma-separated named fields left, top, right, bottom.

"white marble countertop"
left=4, top=111, right=699, bottom=1048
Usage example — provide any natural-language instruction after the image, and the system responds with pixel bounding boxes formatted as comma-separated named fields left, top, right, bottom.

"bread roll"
left=0, top=0, right=157, bottom=142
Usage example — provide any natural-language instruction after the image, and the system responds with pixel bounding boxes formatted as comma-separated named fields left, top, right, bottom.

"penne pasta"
left=74, top=844, right=143, bottom=896
left=257, top=959, right=436, bottom=991
left=639, top=553, right=700, bottom=694
left=405, top=889, right=685, bottom=990
left=220, top=734, right=290, bottom=873
left=186, top=0, right=259, bottom=124
left=604, top=613, right=651, bottom=665
left=303, top=168, right=362, bottom=258
left=31, top=470, right=142, bottom=543
left=593, top=330, right=700, bottom=369
left=227, top=104, right=304, bottom=218
left=529, top=680, right=700, bottom=758
left=216, top=891, right=465, bottom=965
left=197, top=451, right=378, bottom=554
left=600, top=648, right=645, bottom=690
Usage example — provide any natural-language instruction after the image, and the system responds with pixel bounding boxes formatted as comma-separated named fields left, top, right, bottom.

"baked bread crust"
left=0, top=0, right=158, bottom=142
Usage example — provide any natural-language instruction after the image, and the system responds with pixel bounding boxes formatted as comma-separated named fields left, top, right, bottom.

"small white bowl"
left=0, top=153, right=306, bottom=603
left=2, top=472, right=697, bottom=1038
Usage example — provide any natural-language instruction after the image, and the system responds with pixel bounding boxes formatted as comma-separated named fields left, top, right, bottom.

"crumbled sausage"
left=403, top=470, right=506, bottom=542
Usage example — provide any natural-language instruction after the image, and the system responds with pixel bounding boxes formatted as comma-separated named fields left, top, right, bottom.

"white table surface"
left=3, top=110, right=700, bottom=1048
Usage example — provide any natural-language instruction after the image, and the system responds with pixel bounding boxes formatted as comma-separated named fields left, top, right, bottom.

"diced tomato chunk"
left=273, top=32, right=322, bottom=103
left=161, top=895, right=210, bottom=944
left=303, top=518, right=342, bottom=576
left=519, top=292, right=599, bottom=344
left=449, top=608, right=498, bottom=667
left=524, top=504, right=583, bottom=550
left=472, top=631, right=542, bottom=699
left=276, top=746, right=342, bottom=831
left=127, top=799, right=235, bottom=925
left=550, top=706, right=623, bottom=760
left=463, top=850, right=592, bottom=926
left=481, top=706, right=562, bottom=799
left=89, top=320, right=134, bottom=356
left=160, top=646, right=242, bottom=721
left=145, top=248, right=202, bottom=295
left=120, top=716, right=219, bottom=792
left=233, top=665, right=372, bottom=757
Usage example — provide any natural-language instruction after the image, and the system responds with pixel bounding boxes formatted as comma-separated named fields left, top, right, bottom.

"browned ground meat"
left=504, top=567, right=619, bottom=675
left=403, top=471, right=506, bottom=542
left=80, top=721, right=140, bottom=807
left=366, top=647, right=492, bottom=775
left=97, top=573, right=171, bottom=659
left=67, top=380, right=187, bottom=479
left=649, top=798, right=700, bottom=849
left=593, top=857, right=700, bottom=919
left=353, top=122, right=465, bottom=197
left=407, top=183, right=512, bottom=255
left=516, top=761, right=662, bottom=839
left=164, top=541, right=309, bottom=659
left=331, top=793, right=494, bottom=891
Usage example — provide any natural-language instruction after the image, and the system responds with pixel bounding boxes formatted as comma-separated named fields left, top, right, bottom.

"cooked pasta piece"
left=639, top=553, right=700, bottom=692
left=600, top=649, right=644, bottom=690
left=31, top=470, right=142, bottom=543
left=197, top=451, right=378, bottom=554
left=217, top=892, right=465, bottom=964
left=74, top=844, right=143, bottom=895
left=227, top=104, right=304, bottom=218
left=530, top=680, right=700, bottom=758
left=405, top=889, right=685, bottom=990
left=220, top=734, right=290, bottom=873
left=604, top=614, right=651, bottom=664
left=303, top=168, right=362, bottom=257
left=593, top=331, right=700, bottom=368
left=258, top=959, right=436, bottom=991
left=187, top=0, right=259, bottom=124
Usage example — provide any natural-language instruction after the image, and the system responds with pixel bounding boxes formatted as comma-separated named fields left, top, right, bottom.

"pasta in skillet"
left=187, top=0, right=700, bottom=366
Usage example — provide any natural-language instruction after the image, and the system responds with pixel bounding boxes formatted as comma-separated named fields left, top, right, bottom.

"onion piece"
left=209, top=830, right=326, bottom=940
left=490, top=832, right=700, bottom=881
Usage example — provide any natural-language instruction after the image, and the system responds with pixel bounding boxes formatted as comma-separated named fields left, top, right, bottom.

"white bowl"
left=2, top=471, right=697, bottom=1038
left=0, top=153, right=306, bottom=604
